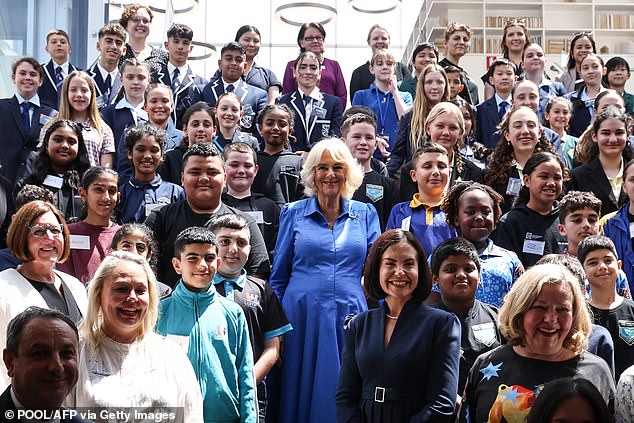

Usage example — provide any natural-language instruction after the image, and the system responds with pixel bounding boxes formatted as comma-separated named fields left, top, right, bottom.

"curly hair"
left=442, top=181, right=504, bottom=229
left=484, top=106, right=555, bottom=186
left=119, top=3, right=153, bottom=30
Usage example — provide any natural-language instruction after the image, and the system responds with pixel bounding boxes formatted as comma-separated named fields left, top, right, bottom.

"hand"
left=388, top=75, right=398, bottom=94
left=377, top=136, right=391, bottom=157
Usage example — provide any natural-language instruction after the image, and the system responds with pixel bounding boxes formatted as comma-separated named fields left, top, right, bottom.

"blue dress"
left=336, top=300, right=461, bottom=422
left=270, top=196, right=381, bottom=423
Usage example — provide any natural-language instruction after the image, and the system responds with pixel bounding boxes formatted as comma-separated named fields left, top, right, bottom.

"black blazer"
left=476, top=96, right=504, bottom=149
left=0, top=96, right=57, bottom=185
left=200, top=78, right=267, bottom=133
left=277, top=90, right=343, bottom=152
left=38, top=60, right=78, bottom=110
left=154, top=64, right=206, bottom=129
left=570, top=157, right=628, bottom=216
left=0, top=386, right=91, bottom=423
left=85, top=63, right=122, bottom=109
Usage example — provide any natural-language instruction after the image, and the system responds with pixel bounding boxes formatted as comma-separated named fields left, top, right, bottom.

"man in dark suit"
left=155, top=23, right=206, bottom=129
left=86, top=23, right=127, bottom=110
left=201, top=42, right=267, bottom=135
left=475, top=59, right=516, bottom=149
left=0, top=57, right=58, bottom=186
left=37, top=29, right=78, bottom=110
left=0, top=307, right=87, bottom=422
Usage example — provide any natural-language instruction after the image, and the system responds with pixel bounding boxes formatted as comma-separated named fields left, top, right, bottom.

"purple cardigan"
left=282, top=57, right=347, bottom=109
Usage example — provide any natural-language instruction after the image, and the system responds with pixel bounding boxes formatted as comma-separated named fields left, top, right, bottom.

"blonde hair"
left=57, top=71, right=104, bottom=149
left=425, top=102, right=465, bottom=174
left=498, top=263, right=591, bottom=355
left=300, top=138, right=364, bottom=198
left=79, top=251, right=159, bottom=348
left=370, top=49, right=395, bottom=67
left=410, top=64, right=450, bottom=154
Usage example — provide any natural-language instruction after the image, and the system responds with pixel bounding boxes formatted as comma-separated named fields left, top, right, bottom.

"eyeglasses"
left=29, top=224, right=64, bottom=238
left=304, top=36, right=324, bottom=42
left=131, top=17, right=151, bottom=25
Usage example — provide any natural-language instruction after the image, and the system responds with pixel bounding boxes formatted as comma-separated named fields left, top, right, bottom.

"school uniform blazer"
left=100, top=104, right=140, bottom=151
left=85, top=62, right=122, bottom=109
left=38, top=60, right=78, bottom=110
left=566, top=88, right=593, bottom=137
left=538, top=79, right=568, bottom=118
left=277, top=89, right=343, bottom=152
left=476, top=96, right=503, bottom=148
left=0, top=96, right=57, bottom=185
left=570, top=157, right=628, bottom=216
left=200, top=78, right=267, bottom=132
left=154, top=64, right=205, bottom=129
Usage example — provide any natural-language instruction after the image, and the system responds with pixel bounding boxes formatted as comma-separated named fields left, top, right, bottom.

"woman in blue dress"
left=336, top=229, right=461, bottom=422
left=270, top=138, right=381, bottom=423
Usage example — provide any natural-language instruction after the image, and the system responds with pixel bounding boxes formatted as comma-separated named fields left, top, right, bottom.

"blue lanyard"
left=374, top=88, right=390, bottom=135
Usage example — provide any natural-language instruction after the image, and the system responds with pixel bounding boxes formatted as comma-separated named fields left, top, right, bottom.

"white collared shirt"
left=221, top=77, right=241, bottom=93
left=14, top=92, right=41, bottom=122
left=167, top=62, right=189, bottom=86
left=494, top=93, right=511, bottom=110
left=115, top=97, right=148, bottom=125
left=53, top=61, right=69, bottom=78
left=96, top=63, right=118, bottom=87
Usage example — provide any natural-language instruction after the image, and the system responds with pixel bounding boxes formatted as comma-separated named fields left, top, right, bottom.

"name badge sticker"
left=522, top=239, right=545, bottom=255
left=311, top=106, right=327, bottom=119
left=245, top=210, right=264, bottom=224
left=630, top=222, right=634, bottom=239
left=95, top=95, right=106, bottom=108
left=506, top=177, right=522, bottom=196
left=43, top=174, right=64, bottom=189
left=401, top=216, right=411, bottom=231
left=145, top=203, right=164, bottom=217
left=70, top=235, right=91, bottom=250
left=39, top=114, right=54, bottom=126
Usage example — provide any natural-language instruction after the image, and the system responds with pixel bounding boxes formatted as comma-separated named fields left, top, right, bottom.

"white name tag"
left=43, top=174, right=64, bottom=189
left=165, top=334, right=190, bottom=352
left=70, top=234, right=91, bottom=250
left=145, top=203, right=164, bottom=217
left=630, top=222, right=634, bottom=239
left=401, top=216, right=411, bottom=231
left=506, top=178, right=522, bottom=196
left=245, top=210, right=264, bottom=224
left=39, top=114, right=53, bottom=125
left=522, top=239, right=545, bottom=255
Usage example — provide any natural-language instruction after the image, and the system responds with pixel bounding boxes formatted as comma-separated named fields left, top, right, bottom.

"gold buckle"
left=374, top=387, right=385, bottom=403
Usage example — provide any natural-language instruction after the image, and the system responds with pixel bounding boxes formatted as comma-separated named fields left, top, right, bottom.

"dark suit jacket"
left=85, top=63, right=122, bottom=109
left=100, top=104, right=148, bottom=162
left=566, top=88, right=593, bottom=137
left=0, top=96, right=57, bottom=185
left=476, top=96, right=504, bottom=148
left=570, top=157, right=628, bottom=216
left=0, top=386, right=91, bottom=423
left=154, top=64, right=206, bottom=129
left=38, top=60, right=78, bottom=110
left=200, top=78, right=267, bottom=133
left=276, top=90, right=342, bottom=152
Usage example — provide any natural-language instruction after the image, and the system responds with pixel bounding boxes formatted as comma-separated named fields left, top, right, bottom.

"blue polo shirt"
left=117, top=175, right=185, bottom=223
left=352, top=84, right=413, bottom=156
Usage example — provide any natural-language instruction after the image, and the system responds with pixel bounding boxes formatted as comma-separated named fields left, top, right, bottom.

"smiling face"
left=80, top=174, right=119, bottom=220
left=12, top=61, right=43, bottom=100
left=238, top=30, right=261, bottom=60
left=125, top=8, right=151, bottom=41
left=181, top=155, right=226, bottom=212
left=379, top=241, right=419, bottom=302
left=518, top=283, right=574, bottom=360
left=544, top=102, right=572, bottom=134
left=215, top=226, right=250, bottom=279
left=505, top=108, right=541, bottom=157
left=47, top=125, right=79, bottom=172
left=115, top=231, right=150, bottom=260
left=224, top=150, right=258, bottom=194
left=559, top=207, right=599, bottom=251
left=523, top=44, right=545, bottom=73
left=184, top=111, right=215, bottom=146
left=524, top=160, right=564, bottom=211
left=413, top=48, right=437, bottom=75
left=121, top=65, right=149, bottom=103
left=580, top=56, right=605, bottom=87
left=67, top=76, right=91, bottom=114
left=592, top=117, right=628, bottom=159
left=583, top=249, right=620, bottom=290
left=434, top=254, right=479, bottom=305
left=128, top=135, right=161, bottom=182
left=343, top=122, right=377, bottom=166
left=410, top=152, right=450, bottom=198
left=299, top=26, right=325, bottom=55
left=219, top=49, right=246, bottom=83
left=293, top=56, right=321, bottom=90
left=26, top=211, right=65, bottom=265
left=446, top=31, right=470, bottom=60
left=424, top=71, right=446, bottom=104
left=173, top=243, right=219, bottom=291
left=5, top=317, right=78, bottom=409
left=99, top=260, right=150, bottom=343
left=368, top=27, right=390, bottom=53
left=425, top=112, right=462, bottom=154
left=454, top=189, right=496, bottom=245
left=261, top=109, right=291, bottom=152
left=96, top=34, right=125, bottom=67
left=572, top=36, right=594, bottom=67
left=144, top=87, right=173, bottom=126
left=370, top=57, right=395, bottom=84
left=216, top=96, right=243, bottom=132
left=314, top=150, right=346, bottom=199
left=607, top=64, right=630, bottom=89
left=504, top=25, right=527, bottom=55
left=164, top=36, right=192, bottom=67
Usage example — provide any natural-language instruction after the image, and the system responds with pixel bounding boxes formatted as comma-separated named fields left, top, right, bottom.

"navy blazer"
left=570, top=156, right=628, bottom=216
left=566, top=88, right=594, bottom=137
left=38, top=60, right=78, bottom=110
left=277, top=90, right=342, bottom=152
left=476, top=96, right=505, bottom=149
left=0, top=96, right=57, bottom=185
left=101, top=103, right=149, bottom=164
left=538, top=79, right=567, bottom=119
left=154, top=64, right=206, bottom=129
left=200, top=78, right=267, bottom=133
left=85, top=63, right=122, bottom=109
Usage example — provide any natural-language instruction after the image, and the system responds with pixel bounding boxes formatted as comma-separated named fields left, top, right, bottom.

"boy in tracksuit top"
left=209, top=214, right=292, bottom=421
left=156, top=227, right=257, bottom=423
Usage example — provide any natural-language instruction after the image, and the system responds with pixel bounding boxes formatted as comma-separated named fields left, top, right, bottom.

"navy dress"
left=336, top=300, right=461, bottom=422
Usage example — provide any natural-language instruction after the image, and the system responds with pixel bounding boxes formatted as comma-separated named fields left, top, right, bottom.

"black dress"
left=336, top=300, right=461, bottom=422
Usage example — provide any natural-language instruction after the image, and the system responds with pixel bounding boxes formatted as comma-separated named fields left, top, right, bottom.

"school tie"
left=498, top=101, right=508, bottom=121
left=104, top=73, right=112, bottom=103
left=55, top=66, right=64, bottom=91
left=226, top=83, right=234, bottom=93
left=20, top=102, right=32, bottom=135
left=171, top=68, right=180, bottom=92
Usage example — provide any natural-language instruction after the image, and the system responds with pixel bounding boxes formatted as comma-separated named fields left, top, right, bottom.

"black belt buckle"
left=374, top=387, right=385, bottom=403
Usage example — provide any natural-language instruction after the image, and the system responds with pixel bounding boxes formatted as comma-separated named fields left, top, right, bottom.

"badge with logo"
left=321, top=123, right=330, bottom=137
left=619, top=320, right=634, bottom=346
left=243, top=292, right=261, bottom=309
left=366, top=184, right=384, bottom=202
left=213, top=325, right=228, bottom=340
left=472, top=322, right=498, bottom=347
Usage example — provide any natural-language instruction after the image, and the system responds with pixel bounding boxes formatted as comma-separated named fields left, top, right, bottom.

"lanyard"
left=374, top=88, right=390, bottom=135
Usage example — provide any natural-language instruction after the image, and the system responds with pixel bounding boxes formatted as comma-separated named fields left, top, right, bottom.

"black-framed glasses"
left=131, top=17, right=151, bottom=25
left=304, top=36, right=324, bottom=42
left=29, top=224, right=64, bottom=238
